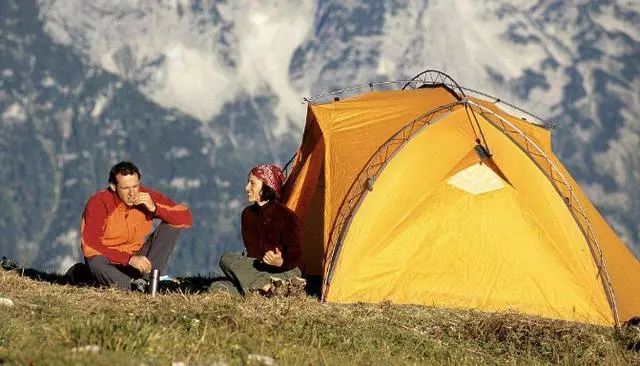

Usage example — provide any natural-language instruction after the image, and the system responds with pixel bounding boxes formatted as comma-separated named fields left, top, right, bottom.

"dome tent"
left=282, top=70, right=640, bottom=326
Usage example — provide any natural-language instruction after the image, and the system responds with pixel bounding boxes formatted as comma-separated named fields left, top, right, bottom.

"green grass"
left=1, top=270, right=639, bottom=365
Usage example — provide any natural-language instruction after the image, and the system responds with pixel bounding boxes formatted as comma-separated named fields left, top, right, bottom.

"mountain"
left=1, top=0, right=638, bottom=274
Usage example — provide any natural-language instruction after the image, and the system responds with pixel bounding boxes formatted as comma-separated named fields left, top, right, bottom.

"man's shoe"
left=64, top=263, right=94, bottom=286
left=130, top=278, right=149, bottom=293
left=1, top=256, right=18, bottom=271
left=158, top=278, right=180, bottom=293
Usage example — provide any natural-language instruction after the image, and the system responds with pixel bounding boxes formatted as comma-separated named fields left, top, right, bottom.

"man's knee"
left=86, top=255, right=111, bottom=274
left=85, top=256, right=131, bottom=289
left=156, top=222, right=182, bottom=236
left=149, top=223, right=182, bottom=250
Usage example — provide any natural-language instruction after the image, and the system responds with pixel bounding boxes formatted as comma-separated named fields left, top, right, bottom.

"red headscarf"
left=249, top=164, right=286, bottom=195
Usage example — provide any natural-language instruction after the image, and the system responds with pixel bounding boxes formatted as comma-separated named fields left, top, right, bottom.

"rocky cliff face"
left=1, top=0, right=638, bottom=274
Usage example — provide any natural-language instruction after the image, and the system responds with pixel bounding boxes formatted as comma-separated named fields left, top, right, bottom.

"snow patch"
left=60, top=152, right=78, bottom=162
left=91, top=94, right=109, bottom=119
left=583, top=182, right=629, bottom=211
left=41, top=75, right=56, bottom=87
left=38, top=0, right=315, bottom=132
left=2, top=103, right=27, bottom=124
left=224, top=1, right=315, bottom=133
left=166, top=146, right=190, bottom=159
left=58, top=255, right=79, bottom=273
left=53, top=229, right=81, bottom=272
left=55, top=229, right=79, bottom=249
left=228, top=198, right=242, bottom=210
left=250, top=12, right=269, bottom=26
left=592, top=4, right=640, bottom=43
left=214, top=177, right=230, bottom=188
left=169, top=177, right=202, bottom=190
left=144, top=43, right=235, bottom=122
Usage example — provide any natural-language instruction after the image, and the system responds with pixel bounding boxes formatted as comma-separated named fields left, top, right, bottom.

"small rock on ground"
left=247, top=353, right=276, bottom=366
left=71, top=345, right=100, bottom=353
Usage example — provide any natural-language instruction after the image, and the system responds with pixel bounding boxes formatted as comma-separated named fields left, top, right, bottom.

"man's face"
left=113, top=173, right=140, bottom=206
left=245, top=174, right=263, bottom=204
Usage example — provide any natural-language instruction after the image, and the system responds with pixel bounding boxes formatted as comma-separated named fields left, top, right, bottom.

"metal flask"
left=150, top=269, right=159, bottom=296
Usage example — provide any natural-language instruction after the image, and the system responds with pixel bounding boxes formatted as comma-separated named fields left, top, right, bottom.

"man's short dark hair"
left=260, top=185, right=278, bottom=202
left=108, top=161, right=141, bottom=185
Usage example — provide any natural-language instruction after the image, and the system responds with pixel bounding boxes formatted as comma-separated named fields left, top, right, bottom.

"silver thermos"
left=150, top=269, right=159, bottom=296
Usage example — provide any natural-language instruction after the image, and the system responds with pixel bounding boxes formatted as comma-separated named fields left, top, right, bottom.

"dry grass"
left=1, top=269, right=639, bottom=365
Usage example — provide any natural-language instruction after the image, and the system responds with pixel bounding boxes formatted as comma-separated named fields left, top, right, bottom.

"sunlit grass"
left=1, top=270, right=638, bottom=365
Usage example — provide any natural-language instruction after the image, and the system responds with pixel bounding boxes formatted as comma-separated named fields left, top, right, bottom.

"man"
left=81, top=161, right=192, bottom=290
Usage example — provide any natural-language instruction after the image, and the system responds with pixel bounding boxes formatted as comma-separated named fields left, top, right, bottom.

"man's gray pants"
left=85, top=223, right=181, bottom=290
left=218, top=252, right=302, bottom=295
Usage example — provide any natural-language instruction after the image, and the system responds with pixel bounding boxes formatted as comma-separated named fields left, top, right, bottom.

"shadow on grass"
left=1, top=256, right=322, bottom=297
left=1, top=256, right=222, bottom=294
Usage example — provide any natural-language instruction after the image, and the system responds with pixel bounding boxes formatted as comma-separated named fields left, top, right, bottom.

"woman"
left=214, top=164, right=304, bottom=295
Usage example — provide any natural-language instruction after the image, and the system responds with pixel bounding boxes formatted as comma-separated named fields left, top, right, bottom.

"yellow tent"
left=282, top=71, right=640, bottom=326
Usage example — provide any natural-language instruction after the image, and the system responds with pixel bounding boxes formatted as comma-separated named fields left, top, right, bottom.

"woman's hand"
left=263, top=247, right=283, bottom=267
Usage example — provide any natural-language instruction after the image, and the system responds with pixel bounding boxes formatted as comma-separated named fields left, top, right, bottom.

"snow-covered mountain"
left=1, top=0, right=638, bottom=274
left=37, top=0, right=315, bottom=131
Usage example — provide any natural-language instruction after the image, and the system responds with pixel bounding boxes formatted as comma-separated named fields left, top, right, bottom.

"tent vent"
left=447, top=163, right=504, bottom=195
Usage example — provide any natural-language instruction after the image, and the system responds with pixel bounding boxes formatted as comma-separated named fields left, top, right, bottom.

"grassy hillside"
left=1, top=269, right=639, bottom=365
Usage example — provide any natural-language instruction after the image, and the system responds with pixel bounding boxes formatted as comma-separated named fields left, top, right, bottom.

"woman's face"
left=245, top=174, right=263, bottom=203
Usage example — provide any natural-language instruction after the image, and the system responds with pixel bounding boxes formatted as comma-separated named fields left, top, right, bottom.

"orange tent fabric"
left=282, top=84, right=640, bottom=326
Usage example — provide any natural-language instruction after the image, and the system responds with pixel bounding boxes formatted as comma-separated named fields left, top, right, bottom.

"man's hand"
left=133, top=192, right=156, bottom=213
left=263, top=247, right=283, bottom=267
left=129, top=255, right=152, bottom=274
